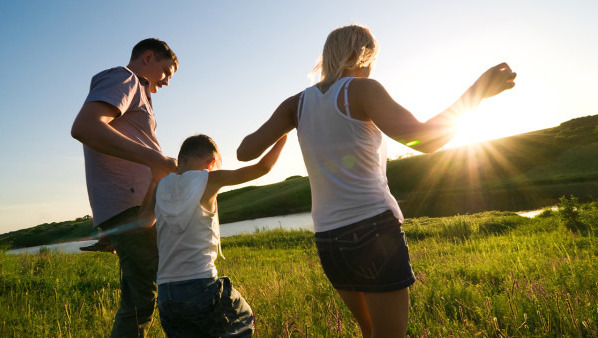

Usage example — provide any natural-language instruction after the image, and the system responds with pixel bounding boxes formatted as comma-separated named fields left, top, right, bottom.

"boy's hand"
left=258, top=134, right=287, bottom=169
left=150, top=155, right=178, bottom=182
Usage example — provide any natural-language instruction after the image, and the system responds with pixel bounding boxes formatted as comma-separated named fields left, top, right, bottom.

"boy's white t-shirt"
left=154, top=170, right=223, bottom=285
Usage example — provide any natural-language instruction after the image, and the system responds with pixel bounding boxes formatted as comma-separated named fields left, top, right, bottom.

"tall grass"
left=1, top=203, right=597, bottom=337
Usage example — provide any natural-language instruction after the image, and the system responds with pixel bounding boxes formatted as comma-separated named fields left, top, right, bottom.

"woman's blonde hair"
left=313, top=25, right=379, bottom=90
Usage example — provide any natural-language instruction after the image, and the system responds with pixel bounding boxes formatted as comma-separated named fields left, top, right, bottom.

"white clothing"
left=297, top=77, right=403, bottom=232
left=154, top=170, right=223, bottom=285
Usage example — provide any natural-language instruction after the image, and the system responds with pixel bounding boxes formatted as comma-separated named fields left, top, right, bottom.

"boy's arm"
left=203, top=135, right=288, bottom=205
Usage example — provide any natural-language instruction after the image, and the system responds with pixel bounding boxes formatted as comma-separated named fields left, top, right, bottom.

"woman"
left=237, top=25, right=516, bottom=337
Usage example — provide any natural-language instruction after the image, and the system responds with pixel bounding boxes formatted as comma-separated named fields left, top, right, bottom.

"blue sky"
left=1, top=0, right=597, bottom=233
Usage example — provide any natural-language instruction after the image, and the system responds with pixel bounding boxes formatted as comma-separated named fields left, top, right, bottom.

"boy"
left=139, top=133, right=287, bottom=337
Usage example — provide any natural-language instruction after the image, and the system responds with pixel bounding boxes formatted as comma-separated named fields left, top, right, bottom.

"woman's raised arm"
left=237, top=93, right=300, bottom=161
left=355, top=62, right=516, bottom=153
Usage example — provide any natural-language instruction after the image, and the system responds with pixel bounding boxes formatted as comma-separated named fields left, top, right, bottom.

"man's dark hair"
left=178, top=134, right=221, bottom=165
left=131, top=38, right=179, bottom=70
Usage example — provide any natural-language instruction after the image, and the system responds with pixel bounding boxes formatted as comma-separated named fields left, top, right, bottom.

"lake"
left=516, top=206, right=557, bottom=218
left=7, top=213, right=314, bottom=254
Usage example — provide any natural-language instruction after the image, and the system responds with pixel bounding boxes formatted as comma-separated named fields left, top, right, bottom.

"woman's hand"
left=258, top=134, right=288, bottom=169
left=474, top=62, right=517, bottom=99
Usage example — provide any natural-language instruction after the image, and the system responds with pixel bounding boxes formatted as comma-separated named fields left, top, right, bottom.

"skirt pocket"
left=338, top=232, right=389, bottom=280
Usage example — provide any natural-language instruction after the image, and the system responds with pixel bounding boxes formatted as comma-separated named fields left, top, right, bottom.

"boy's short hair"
left=178, top=134, right=222, bottom=166
left=131, top=38, right=179, bottom=71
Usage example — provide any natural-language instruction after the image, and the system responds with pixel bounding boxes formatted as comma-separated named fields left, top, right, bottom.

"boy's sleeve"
left=85, top=67, right=138, bottom=116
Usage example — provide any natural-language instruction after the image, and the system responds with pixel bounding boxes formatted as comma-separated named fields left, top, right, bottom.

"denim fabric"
left=158, top=277, right=254, bottom=337
left=315, top=210, right=416, bottom=292
left=99, top=206, right=159, bottom=338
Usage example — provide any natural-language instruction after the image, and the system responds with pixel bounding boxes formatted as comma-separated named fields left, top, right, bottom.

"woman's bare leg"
left=363, top=287, right=410, bottom=337
left=336, top=289, right=372, bottom=337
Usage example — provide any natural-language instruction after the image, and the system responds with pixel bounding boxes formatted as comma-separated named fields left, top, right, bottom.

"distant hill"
left=2, top=114, right=597, bottom=249
left=388, top=114, right=598, bottom=216
left=0, top=216, right=95, bottom=250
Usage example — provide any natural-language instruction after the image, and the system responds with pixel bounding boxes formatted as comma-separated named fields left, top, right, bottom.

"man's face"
left=146, top=56, right=176, bottom=94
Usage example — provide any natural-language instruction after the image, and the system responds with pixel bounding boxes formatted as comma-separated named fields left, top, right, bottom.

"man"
left=71, top=38, right=178, bottom=337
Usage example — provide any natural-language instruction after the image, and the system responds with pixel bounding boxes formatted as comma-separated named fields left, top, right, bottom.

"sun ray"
left=396, top=127, right=561, bottom=217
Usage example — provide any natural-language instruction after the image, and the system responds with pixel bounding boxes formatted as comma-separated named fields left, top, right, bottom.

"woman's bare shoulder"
left=281, top=92, right=302, bottom=109
left=351, top=77, right=386, bottom=93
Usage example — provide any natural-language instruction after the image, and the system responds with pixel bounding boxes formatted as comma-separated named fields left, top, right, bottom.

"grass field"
left=1, top=197, right=597, bottom=337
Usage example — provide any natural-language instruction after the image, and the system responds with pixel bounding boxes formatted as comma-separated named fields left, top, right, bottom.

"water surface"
left=7, top=213, right=314, bottom=254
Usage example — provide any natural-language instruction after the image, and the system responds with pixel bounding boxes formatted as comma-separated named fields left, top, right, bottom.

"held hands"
left=206, top=134, right=288, bottom=192
left=150, top=155, right=178, bottom=183
left=474, top=63, right=517, bottom=99
left=258, top=134, right=288, bottom=169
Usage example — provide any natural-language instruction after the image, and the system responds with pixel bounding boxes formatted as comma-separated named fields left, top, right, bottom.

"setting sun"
left=386, top=92, right=547, bottom=160
left=448, top=112, right=509, bottom=148
left=447, top=89, right=541, bottom=149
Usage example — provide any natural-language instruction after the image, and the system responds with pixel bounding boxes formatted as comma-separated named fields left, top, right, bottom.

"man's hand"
left=149, top=155, right=177, bottom=182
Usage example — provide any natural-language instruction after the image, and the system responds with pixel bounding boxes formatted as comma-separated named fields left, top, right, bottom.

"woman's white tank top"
left=297, top=77, right=403, bottom=232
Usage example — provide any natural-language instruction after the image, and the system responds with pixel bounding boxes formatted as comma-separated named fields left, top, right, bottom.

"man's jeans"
left=99, top=206, right=158, bottom=338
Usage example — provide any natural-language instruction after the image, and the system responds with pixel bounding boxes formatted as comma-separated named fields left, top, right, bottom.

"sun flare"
left=448, top=114, right=503, bottom=147
left=446, top=97, right=535, bottom=149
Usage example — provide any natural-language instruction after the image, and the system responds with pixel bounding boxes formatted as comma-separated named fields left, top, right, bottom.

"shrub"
left=557, top=195, right=588, bottom=232
left=536, top=208, right=554, bottom=218
left=579, top=201, right=598, bottom=232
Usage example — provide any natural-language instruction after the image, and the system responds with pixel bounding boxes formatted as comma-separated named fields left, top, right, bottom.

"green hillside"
left=0, top=216, right=95, bottom=250
left=2, top=114, right=597, bottom=249
left=389, top=114, right=598, bottom=216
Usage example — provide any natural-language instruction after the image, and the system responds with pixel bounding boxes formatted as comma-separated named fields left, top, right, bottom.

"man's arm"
left=71, top=101, right=177, bottom=180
